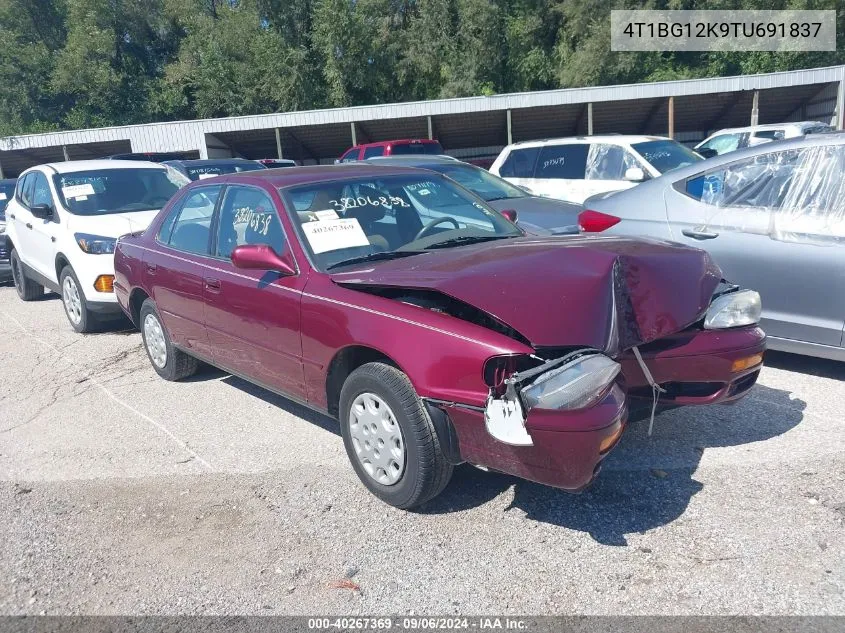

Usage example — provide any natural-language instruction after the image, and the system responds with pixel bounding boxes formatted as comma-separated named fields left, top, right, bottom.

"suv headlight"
left=521, top=354, right=621, bottom=411
left=75, top=233, right=117, bottom=254
left=704, top=289, right=761, bottom=329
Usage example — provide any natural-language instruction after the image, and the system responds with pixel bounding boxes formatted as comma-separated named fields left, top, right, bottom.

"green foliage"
left=0, top=0, right=841, bottom=134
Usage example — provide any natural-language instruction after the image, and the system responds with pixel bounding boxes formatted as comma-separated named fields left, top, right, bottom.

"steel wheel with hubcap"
left=349, top=392, right=406, bottom=485
left=139, top=298, right=198, bottom=381
left=143, top=313, right=168, bottom=369
left=339, top=362, right=453, bottom=509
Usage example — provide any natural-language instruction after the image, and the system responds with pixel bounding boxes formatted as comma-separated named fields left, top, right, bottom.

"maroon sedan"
left=113, top=165, right=765, bottom=509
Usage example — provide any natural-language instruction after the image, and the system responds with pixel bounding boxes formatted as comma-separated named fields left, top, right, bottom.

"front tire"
left=139, top=298, right=198, bottom=381
left=10, top=249, right=43, bottom=301
left=339, top=362, right=453, bottom=509
left=60, top=266, right=97, bottom=333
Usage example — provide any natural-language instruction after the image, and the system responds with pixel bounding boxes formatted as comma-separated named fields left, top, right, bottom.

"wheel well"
left=325, top=346, right=397, bottom=418
left=128, top=289, right=150, bottom=328
left=54, top=254, right=70, bottom=281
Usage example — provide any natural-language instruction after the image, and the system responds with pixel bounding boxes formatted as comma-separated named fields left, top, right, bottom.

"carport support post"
left=750, top=90, right=759, bottom=126
left=667, top=96, right=674, bottom=139
left=506, top=109, right=513, bottom=145
left=427, top=116, right=434, bottom=140
left=62, top=145, right=70, bottom=161
left=350, top=122, right=357, bottom=148
left=0, top=157, right=4, bottom=180
left=837, top=77, right=845, bottom=130
left=587, top=103, right=593, bottom=135
left=275, top=128, right=283, bottom=159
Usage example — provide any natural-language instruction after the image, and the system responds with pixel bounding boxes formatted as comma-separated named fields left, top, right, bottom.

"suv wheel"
left=339, top=362, right=453, bottom=509
left=60, top=266, right=97, bottom=333
left=10, top=249, right=43, bottom=301
left=140, top=298, right=198, bottom=381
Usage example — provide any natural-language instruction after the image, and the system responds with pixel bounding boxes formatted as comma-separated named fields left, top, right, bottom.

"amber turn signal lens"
left=731, top=353, right=763, bottom=373
left=93, top=275, right=115, bottom=293
left=599, top=419, right=625, bottom=454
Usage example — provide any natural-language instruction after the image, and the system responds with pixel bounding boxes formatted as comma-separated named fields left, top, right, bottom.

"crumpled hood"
left=332, top=235, right=722, bottom=354
left=66, top=209, right=160, bottom=238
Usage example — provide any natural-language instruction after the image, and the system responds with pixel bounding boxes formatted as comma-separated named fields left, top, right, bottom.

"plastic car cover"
left=585, top=144, right=638, bottom=181
left=696, top=143, right=845, bottom=244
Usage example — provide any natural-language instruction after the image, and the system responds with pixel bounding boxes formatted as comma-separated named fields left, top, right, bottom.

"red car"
left=337, top=139, right=443, bottom=162
left=113, top=165, right=765, bottom=509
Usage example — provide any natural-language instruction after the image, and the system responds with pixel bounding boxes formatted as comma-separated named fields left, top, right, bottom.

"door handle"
left=204, top=277, right=221, bottom=292
left=682, top=228, right=719, bottom=240
left=25, top=223, right=32, bottom=229
left=146, top=262, right=157, bottom=274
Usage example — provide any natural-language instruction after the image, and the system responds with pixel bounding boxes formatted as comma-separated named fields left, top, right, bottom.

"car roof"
left=704, top=121, right=829, bottom=136
left=167, top=158, right=261, bottom=167
left=506, top=135, right=667, bottom=149
left=33, top=159, right=166, bottom=174
left=205, top=163, right=438, bottom=188
left=363, top=155, right=462, bottom=166
left=353, top=139, right=440, bottom=149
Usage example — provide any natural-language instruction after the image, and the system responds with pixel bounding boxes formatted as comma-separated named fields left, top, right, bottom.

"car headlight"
left=75, top=233, right=117, bottom=254
left=520, top=354, right=621, bottom=411
left=704, top=289, right=761, bottom=329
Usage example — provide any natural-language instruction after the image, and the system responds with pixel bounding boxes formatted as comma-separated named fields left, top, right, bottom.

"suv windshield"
left=390, top=142, right=443, bottom=156
left=0, top=180, right=15, bottom=218
left=283, top=173, right=522, bottom=271
left=182, top=162, right=265, bottom=181
left=632, top=140, right=702, bottom=173
left=54, top=168, right=188, bottom=216
left=429, top=164, right=527, bottom=201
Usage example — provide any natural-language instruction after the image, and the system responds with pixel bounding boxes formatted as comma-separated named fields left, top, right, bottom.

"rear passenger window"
left=160, top=186, right=220, bottom=254
left=216, top=186, right=284, bottom=259
left=363, top=146, right=385, bottom=158
left=535, top=144, right=589, bottom=179
left=17, top=173, right=35, bottom=207
left=498, top=147, right=540, bottom=178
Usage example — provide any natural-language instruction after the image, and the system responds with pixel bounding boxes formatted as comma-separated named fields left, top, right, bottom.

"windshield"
left=184, top=162, right=265, bottom=181
left=0, top=181, right=15, bottom=217
left=389, top=142, right=443, bottom=156
left=430, top=164, right=527, bottom=201
left=282, top=173, right=522, bottom=271
left=53, top=168, right=188, bottom=216
left=632, top=140, right=702, bottom=173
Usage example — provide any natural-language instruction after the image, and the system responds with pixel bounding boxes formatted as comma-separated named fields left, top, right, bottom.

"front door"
left=204, top=184, right=307, bottom=400
left=27, top=172, right=61, bottom=282
left=665, top=145, right=845, bottom=348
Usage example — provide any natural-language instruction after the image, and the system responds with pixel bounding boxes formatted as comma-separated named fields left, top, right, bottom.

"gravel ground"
left=0, top=283, right=843, bottom=616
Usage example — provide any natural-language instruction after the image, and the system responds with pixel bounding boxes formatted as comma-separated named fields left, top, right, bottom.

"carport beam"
left=750, top=90, right=760, bottom=126
left=587, top=103, right=593, bottom=135
left=668, top=97, right=674, bottom=139
left=275, top=128, right=283, bottom=159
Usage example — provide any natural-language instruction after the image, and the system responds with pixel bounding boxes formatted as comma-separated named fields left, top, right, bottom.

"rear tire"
left=10, top=249, right=43, bottom=301
left=60, top=266, right=97, bottom=333
left=140, top=298, right=198, bottom=381
left=339, top=362, right=453, bottom=509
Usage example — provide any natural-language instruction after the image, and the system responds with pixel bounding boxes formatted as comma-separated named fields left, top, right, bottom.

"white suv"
left=490, top=135, right=703, bottom=204
left=7, top=160, right=188, bottom=332
left=694, top=121, right=833, bottom=157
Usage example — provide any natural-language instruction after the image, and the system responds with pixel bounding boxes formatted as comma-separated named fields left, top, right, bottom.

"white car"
left=694, top=121, right=833, bottom=157
left=6, top=160, right=188, bottom=332
left=489, top=135, right=702, bottom=204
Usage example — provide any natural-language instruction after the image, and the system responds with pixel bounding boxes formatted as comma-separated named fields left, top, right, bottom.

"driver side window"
left=31, top=173, right=54, bottom=208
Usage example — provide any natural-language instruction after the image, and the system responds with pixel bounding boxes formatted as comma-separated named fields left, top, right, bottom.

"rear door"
left=665, top=145, right=845, bottom=348
left=204, top=184, right=307, bottom=399
left=9, top=174, right=38, bottom=266
left=152, top=185, right=221, bottom=359
left=531, top=143, right=590, bottom=203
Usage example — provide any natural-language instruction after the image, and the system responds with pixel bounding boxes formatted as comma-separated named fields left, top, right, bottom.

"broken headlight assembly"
left=484, top=351, right=621, bottom=446
left=703, top=289, right=761, bottom=330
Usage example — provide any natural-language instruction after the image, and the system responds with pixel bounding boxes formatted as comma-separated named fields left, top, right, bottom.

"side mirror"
left=623, top=167, right=646, bottom=182
left=697, top=148, right=717, bottom=159
left=30, top=203, right=54, bottom=220
left=231, top=244, right=296, bottom=276
left=499, top=209, right=518, bottom=223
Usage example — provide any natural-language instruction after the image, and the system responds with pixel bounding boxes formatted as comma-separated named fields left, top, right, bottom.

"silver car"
left=363, top=155, right=580, bottom=234
left=582, top=133, right=845, bottom=361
